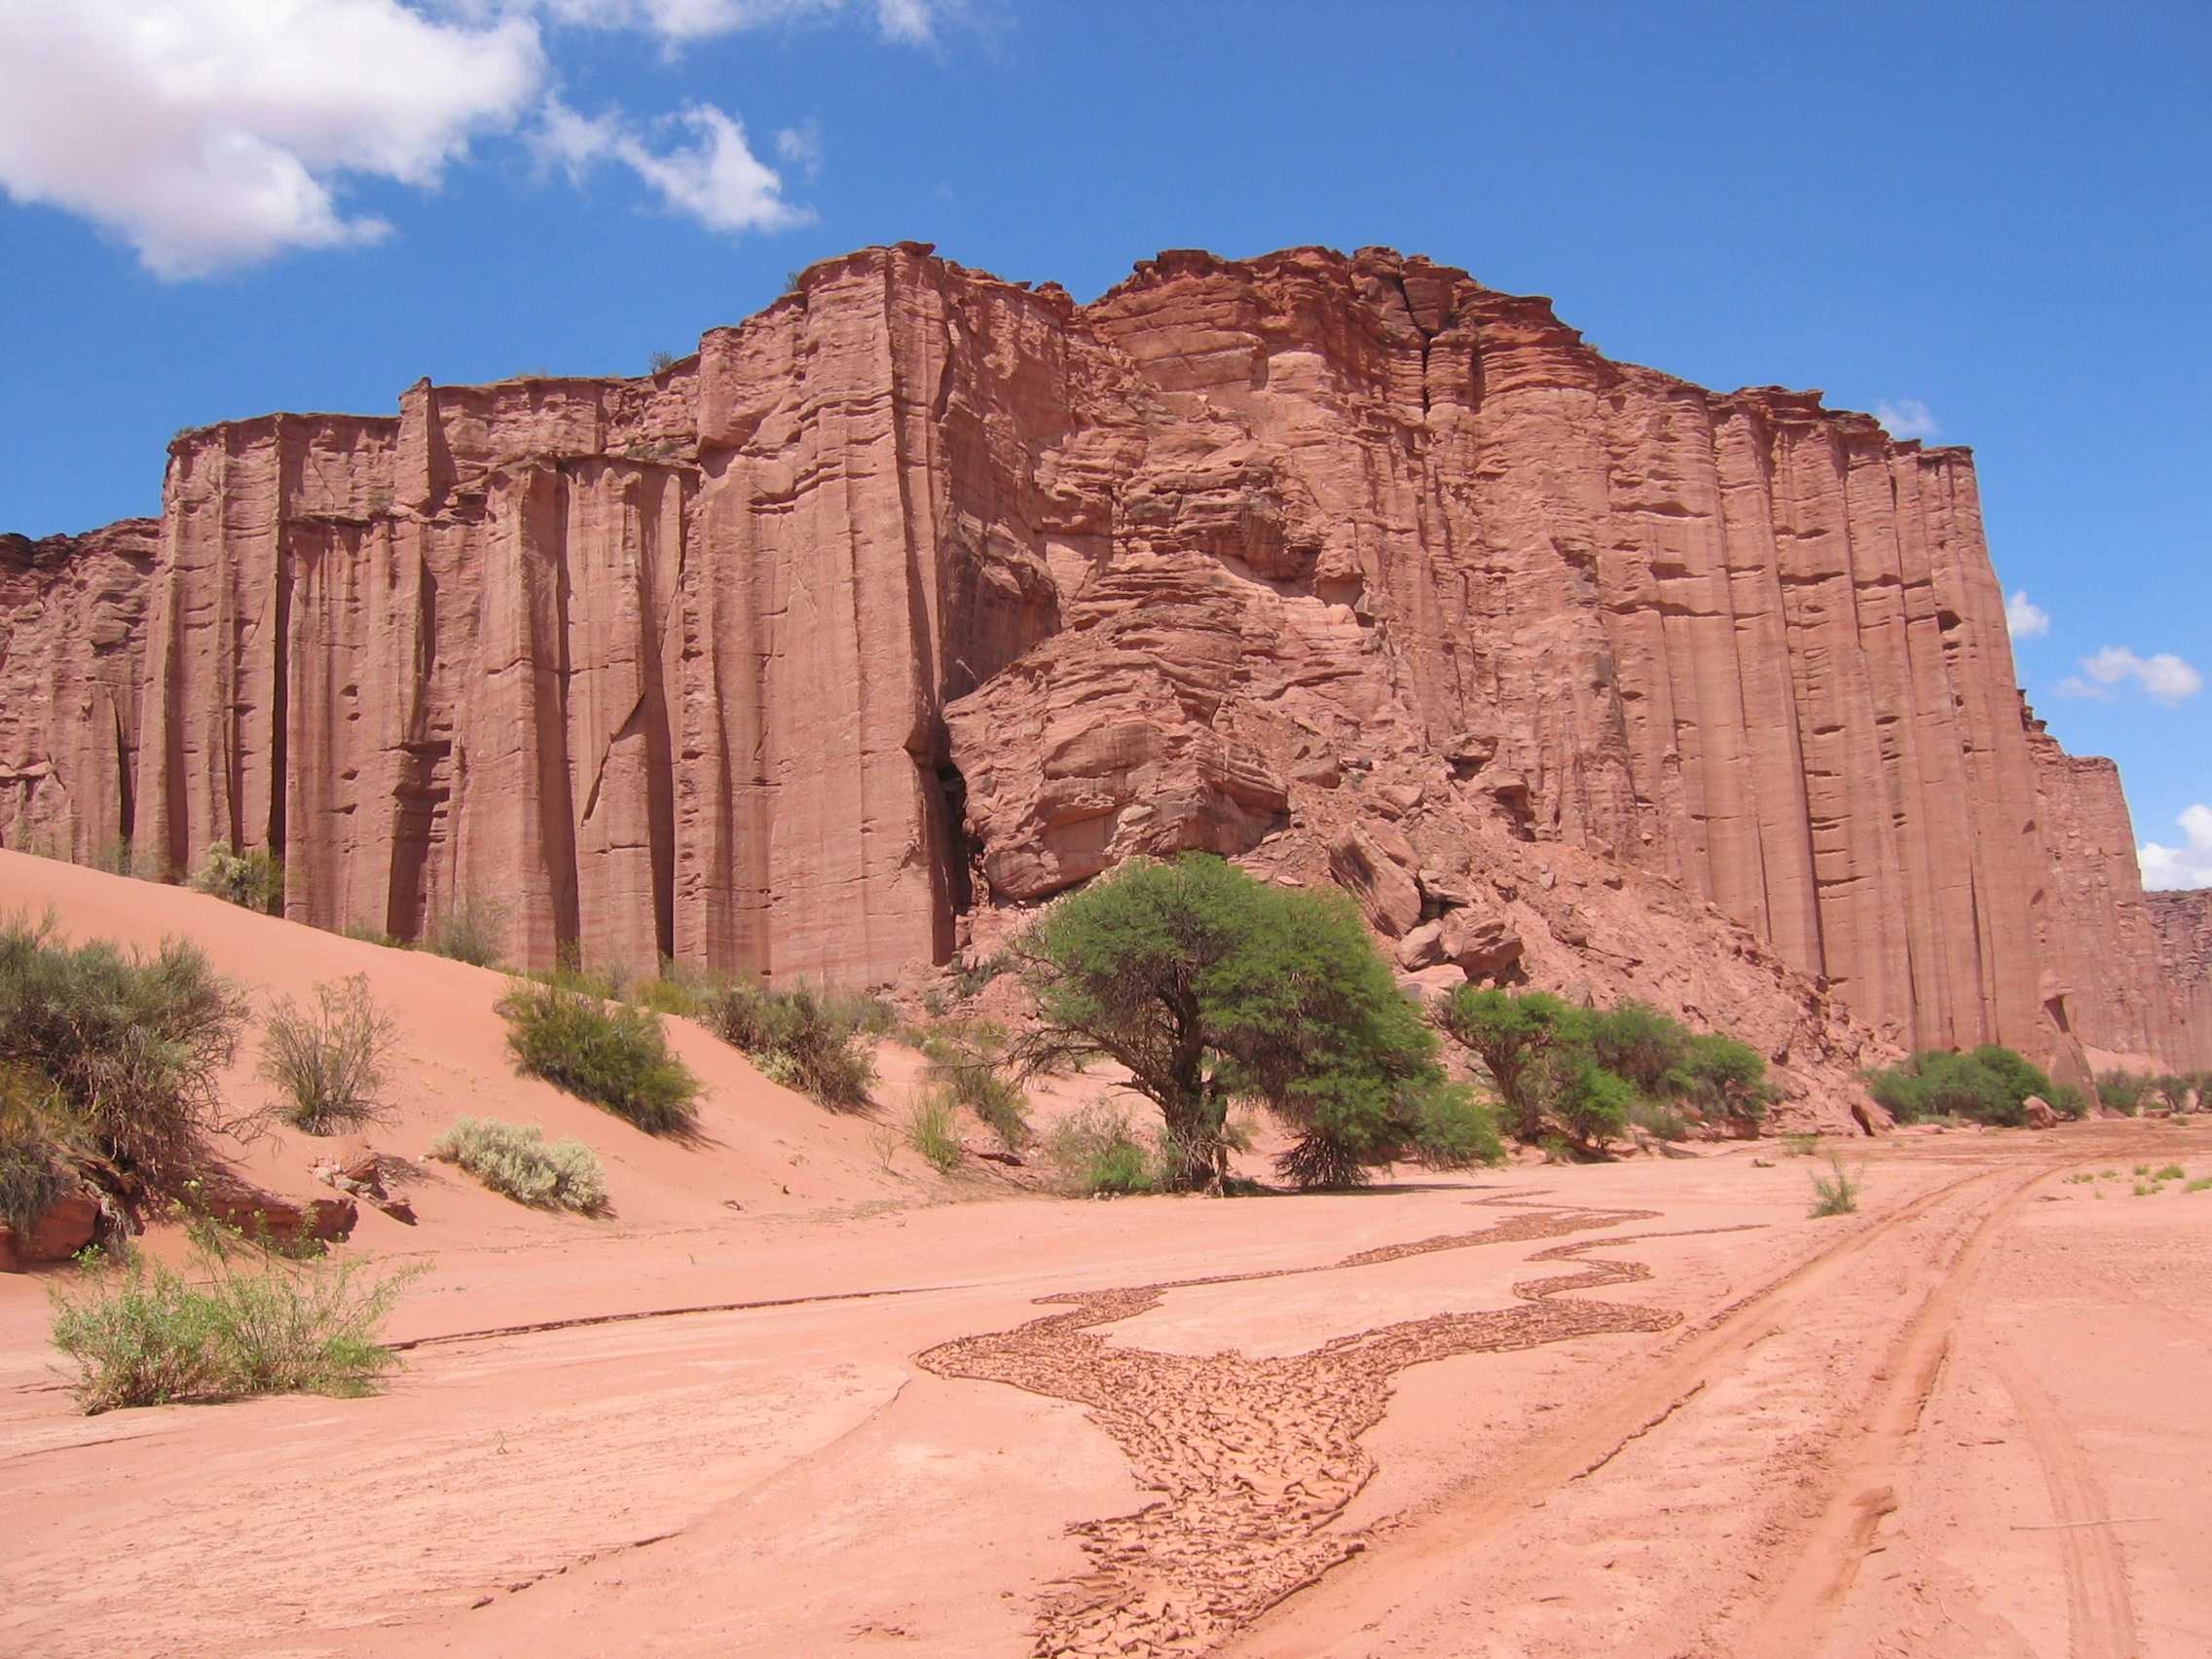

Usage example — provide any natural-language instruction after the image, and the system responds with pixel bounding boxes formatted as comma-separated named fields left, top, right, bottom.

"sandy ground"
left=3, top=853, right=2209, bottom=1656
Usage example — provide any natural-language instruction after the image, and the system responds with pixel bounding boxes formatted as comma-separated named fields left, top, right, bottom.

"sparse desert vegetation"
left=188, top=841, right=285, bottom=915
left=496, top=980, right=701, bottom=1133
left=259, top=975, right=399, bottom=1134
left=428, top=1116, right=608, bottom=1212
left=702, top=979, right=884, bottom=1108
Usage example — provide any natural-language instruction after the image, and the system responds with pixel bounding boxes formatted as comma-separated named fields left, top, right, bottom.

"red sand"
left=3, top=851, right=2208, bottom=1656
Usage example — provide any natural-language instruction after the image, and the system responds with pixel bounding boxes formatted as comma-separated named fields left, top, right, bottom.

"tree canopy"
left=1013, top=855, right=1493, bottom=1190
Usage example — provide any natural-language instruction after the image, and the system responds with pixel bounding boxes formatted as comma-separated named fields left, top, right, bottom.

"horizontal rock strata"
left=2, top=242, right=2202, bottom=1071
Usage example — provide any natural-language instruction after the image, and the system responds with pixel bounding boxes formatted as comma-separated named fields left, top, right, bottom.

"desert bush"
left=424, top=897, right=508, bottom=968
left=2150, top=1074, right=2192, bottom=1114
left=903, top=1090, right=963, bottom=1173
left=920, top=1020, right=1029, bottom=1149
left=1629, top=1095, right=1690, bottom=1142
left=1436, top=986, right=1592, bottom=1142
left=703, top=980, right=881, bottom=1109
left=1588, top=1001, right=1691, bottom=1095
left=1017, top=855, right=1461, bottom=1192
left=259, top=976, right=398, bottom=1134
left=949, top=951, right=1013, bottom=1001
left=47, top=1224, right=418, bottom=1414
left=428, top=1115, right=607, bottom=1211
left=1780, top=1130, right=1820, bottom=1158
left=1043, top=1104, right=1158, bottom=1196
left=2045, top=1083, right=2091, bottom=1121
left=188, top=841, right=284, bottom=914
left=0, top=911, right=248, bottom=1176
left=340, top=921, right=405, bottom=948
left=1556, top=1064, right=1633, bottom=1150
left=1407, top=1079, right=1504, bottom=1170
left=2095, top=1069, right=2151, bottom=1116
left=496, top=981, right=701, bottom=1133
left=1, top=1066, right=77, bottom=1233
left=1866, top=1049, right=2031, bottom=1127
left=1809, top=1155, right=1861, bottom=1218
left=1672, top=1033, right=1778, bottom=1126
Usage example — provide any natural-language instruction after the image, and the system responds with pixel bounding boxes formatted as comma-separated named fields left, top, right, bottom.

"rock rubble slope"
left=3, top=242, right=2205, bottom=1078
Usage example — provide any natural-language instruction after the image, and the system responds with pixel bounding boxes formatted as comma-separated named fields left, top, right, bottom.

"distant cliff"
left=4, top=241, right=2204, bottom=1076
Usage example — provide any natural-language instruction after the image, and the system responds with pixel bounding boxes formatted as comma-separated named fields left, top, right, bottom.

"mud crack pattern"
left=917, top=1204, right=1682, bottom=1657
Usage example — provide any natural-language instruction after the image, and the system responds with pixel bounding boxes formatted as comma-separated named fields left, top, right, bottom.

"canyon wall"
left=3, top=242, right=2204, bottom=1071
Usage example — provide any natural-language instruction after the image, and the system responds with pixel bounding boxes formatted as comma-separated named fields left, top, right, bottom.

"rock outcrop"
left=3, top=241, right=2204, bottom=1077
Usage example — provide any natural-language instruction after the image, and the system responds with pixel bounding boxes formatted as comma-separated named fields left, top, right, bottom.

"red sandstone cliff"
left=2, top=242, right=2203, bottom=1077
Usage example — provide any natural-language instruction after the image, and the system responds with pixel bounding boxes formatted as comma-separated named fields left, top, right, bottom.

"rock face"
left=2, top=241, right=2204, bottom=1074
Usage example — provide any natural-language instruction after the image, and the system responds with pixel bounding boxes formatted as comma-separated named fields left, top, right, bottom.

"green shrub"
left=702, top=980, right=880, bottom=1109
left=949, top=951, right=1012, bottom=1001
left=1, top=1066, right=77, bottom=1233
left=424, top=897, right=508, bottom=968
left=1867, top=1048, right=2034, bottom=1127
left=2045, top=1083, right=2090, bottom=1121
left=1809, top=1155, right=1861, bottom=1218
left=1556, top=1064, right=1633, bottom=1150
left=259, top=975, right=398, bottom=1134
left=1017, top=855, right=1457, bottom=1192
left=1629, top=1095, right=1689, bottom=1141
left=1407, top=1079, right=1504, bottom=1169
left=1588, top=1001, right=1691, bottom=1095
left=428, top=1116, right=607, bottom=1211
left=1673, top=1033, right=1778, bottom=1125
left=920, top=1020, right=1029, bottom=1149
left=340, top=921, right=405, bottom=949
left=0, top=911, right=248, bottom=1176
left=496, top=981, right=701, bottom=1133
left=903, top=1090, right=963, bottom=1173
left=1043, top=1104, right=1157, bottom=1196
left=2150, top=1075, right=2192, bottom=1114
left=47, top=1228, right=418, bottom=1414
left=1435, top=986, right=1592, bottom=1142
left=2095, top=1069, right=2151, bottom=1116
left=189, top=841, right=284, bottom=914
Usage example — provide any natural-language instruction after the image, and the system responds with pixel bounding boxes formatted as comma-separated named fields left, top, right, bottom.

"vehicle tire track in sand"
left=1221, top=1161, right=2021, bottom=1659
left=917, top=1205, right=1686, bottom=1659
left=1729, top=1159, right=2074, bottom=1653
left=1988, top=1348, right=2139, bottom=1659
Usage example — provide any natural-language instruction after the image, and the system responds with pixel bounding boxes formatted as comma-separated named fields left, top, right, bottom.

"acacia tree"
left=1013, top=854, right=1490, bottom=1191
left=1434, top=986, right=1591, bottom=1142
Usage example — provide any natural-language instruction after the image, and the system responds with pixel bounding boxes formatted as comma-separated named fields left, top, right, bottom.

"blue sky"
left=2, top=1, right=2205, bottom=883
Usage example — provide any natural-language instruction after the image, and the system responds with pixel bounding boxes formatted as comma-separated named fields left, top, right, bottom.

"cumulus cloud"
left=0, top=0, right=949, bottom=276
left=2005, top=589, right=2050, bottom=643
left=0, top=0, right=542, bottom=276
left=2056, top=645, right=2204, bottom=707
left=2140, top=803, right=2212, bottom=891
left=1874, top=398, right=1940, bottom=441
left=536, top=97, right=807, bottom=233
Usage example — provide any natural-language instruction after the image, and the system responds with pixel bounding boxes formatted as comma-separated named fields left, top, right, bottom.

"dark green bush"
left=702, top=980, right=880, bottom=1109
left=1588, top=1001, right=1691, bottom=1095
left=1672, top=1033, right=1777, bottom=1125
left=1556, top=1064, right=1634, bottom=1150
left=496, top=981, right=701, bottom=1133
left=0, top=911, right=248, bottom=1176
left=1866, top=1046, right=2043, bottom=1127
left=188, top=842, right=284, bottom=914
left=2045, top=1083, right=2091, bottom=1121
left=1436, top=986, right=1592, bottom=1142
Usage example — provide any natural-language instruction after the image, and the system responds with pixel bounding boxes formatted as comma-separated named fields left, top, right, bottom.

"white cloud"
left=775, top=121, right=824, bottom=181
left=0, top=0, right=543, bottom=276
left=1874, top=398, right=1940, bottom=441
left=506, top=0, right=943, bottom=43
left=2140, top=803, right=2212, bottom=891
left=2068, top=645, right=2203, bottom=707
left=535, top=98, right=808, bottom=234
left=2005, top=589, right=2050, bottom=642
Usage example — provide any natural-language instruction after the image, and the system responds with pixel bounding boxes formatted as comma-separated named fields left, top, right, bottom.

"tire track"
left=917, top=1205, right=1683, bottom=1658
left=1222, top=1160, right=2030, bottom=1659
left=1988, top=1348, right=2139, bottom=1659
